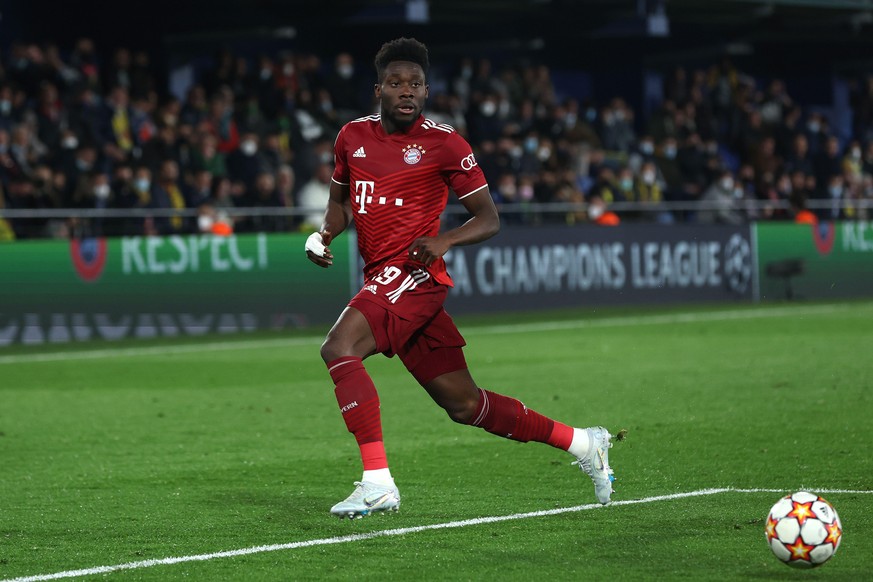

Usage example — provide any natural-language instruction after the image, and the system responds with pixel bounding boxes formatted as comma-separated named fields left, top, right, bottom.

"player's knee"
left=320, top=335, right=343, bottom=364
left=445, top=396, right=479, bottom=425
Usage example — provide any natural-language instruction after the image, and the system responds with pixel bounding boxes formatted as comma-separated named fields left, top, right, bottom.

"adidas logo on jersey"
left=353, top=146, right=366, bottom=158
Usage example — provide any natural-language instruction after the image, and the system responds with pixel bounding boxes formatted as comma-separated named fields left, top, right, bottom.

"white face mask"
left=720, top=178, right=734, bottom=191
left=198, top=214, right=214, bottom=232
left=588, top=203, right=604, bottom=220
left=94, top=184, right=111, bottom=199
left=240, top=141, right=257, bottom=156
left=337, top=64, right=354, bottom=79
left=642, top=171, right=656, bottom=185
left=62, top=137, right=79, bottom=150
left=480, top=101, right=497, bottom=117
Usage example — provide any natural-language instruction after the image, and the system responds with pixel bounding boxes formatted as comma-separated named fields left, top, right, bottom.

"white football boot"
left=572, top=426, right=616, bottom=505
left=330, top=481, right=401, bottom=519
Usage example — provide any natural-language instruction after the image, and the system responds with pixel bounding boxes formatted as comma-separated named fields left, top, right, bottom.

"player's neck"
left=381, top=115, right=420, bottom=135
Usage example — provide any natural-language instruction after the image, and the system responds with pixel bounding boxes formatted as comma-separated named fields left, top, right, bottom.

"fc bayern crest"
left=402, top=144, right=425, bottom=165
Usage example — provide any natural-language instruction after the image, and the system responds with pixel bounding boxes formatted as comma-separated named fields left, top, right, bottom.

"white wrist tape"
left=305, top=232, right=327, bottom=257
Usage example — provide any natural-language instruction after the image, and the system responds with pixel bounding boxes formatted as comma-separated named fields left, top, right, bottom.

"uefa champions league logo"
left=724, top=234, right=752, bottom=295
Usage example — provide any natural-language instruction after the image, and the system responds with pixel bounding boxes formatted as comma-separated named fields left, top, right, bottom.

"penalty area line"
left=3, top=487, right=871, bottom=582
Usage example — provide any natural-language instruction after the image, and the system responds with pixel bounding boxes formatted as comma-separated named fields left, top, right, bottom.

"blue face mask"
left=135, top=178, right=151, bottom=191
left=524, top=137, right=538, bottom=153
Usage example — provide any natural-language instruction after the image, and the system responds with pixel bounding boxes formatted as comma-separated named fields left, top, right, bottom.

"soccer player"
left=305, top=38, right=620, bottom=519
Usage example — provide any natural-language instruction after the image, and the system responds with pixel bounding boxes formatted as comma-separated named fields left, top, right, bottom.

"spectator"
left=698, top=169, right=743, bottom=225
left=297, top=161, right=332, bottom=230
left=226, top=130, right=267, bottom=192
left=587, top=194, right=620, bottom=226
left=151, top=159, right=190, bottom=233
left=323, top=52, right=365, bottom=123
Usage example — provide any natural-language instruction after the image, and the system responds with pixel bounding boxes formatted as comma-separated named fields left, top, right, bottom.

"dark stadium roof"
left=5, top=0, right=873, bottom=74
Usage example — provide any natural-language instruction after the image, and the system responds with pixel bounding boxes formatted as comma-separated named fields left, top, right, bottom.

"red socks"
left=471, top=389, right=574, bottom=451
left=328, top=356, right=388, bottom=470
left=328, top=356, right=575, bottom=466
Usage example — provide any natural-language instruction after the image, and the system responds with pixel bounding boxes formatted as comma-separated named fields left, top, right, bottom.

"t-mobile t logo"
left=354, top=180, right=403, bottom=214
left=355, top=181, right=375, bottom=214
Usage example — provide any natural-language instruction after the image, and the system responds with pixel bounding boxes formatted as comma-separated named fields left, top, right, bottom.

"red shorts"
left=349, top=261, right=467, bottom=384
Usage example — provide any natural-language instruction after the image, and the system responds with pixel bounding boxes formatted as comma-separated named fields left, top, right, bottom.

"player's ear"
left=374, top=83, right=381, bottom=98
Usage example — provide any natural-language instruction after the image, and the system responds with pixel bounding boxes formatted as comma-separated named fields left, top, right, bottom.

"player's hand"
left=408, top=236, right=449, bottom=267
left=305, top=230, right=334, bottom=268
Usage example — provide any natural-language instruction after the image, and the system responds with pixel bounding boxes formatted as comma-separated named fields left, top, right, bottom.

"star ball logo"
left=402, top=144, right=424, bottom=165
left=723, top=233, right=752, bottom=295
left=69, top=238, right=108, bottom=282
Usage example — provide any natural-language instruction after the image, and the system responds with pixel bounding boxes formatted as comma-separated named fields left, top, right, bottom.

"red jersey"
left=332, top=114, right=487, bottom=287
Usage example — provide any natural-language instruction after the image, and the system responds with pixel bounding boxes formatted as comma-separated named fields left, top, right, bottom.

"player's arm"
left=408, top=187, right=499, bottom=267
left=305, top=180, right=352, bottom=268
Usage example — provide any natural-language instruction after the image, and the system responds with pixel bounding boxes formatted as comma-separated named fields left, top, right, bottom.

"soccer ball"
left=765, top=491, right=842, bottom=568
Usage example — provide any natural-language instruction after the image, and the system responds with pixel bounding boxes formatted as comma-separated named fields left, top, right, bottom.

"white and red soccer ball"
left=765, top=491, right=842, bottom=568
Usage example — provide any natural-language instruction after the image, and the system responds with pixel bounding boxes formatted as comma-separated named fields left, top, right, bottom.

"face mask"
left=585, top=108, right=597, bottom=122
left=94, top=184, right=110, bottom=199
left=337, top=64, right=354, bottom=79
left=614, top=110, right=625, bottom=122
left=537, top=147, right=552, bottom=161
left=283, top=63, right=294, bottom=76
left=807, top=121, right=820, bottom=133
left=62, top=137, right=79, bottom=149
left=76, top=158, right=92, bottom=171
left=829, top=185, right=843, bottom=197
left=240, top=141, right=257, bottom=156
left=733, top=187, right=744, bottom=199
left=620, top=178, right=633, bottom=190
left=198, top=214, right=214, bottom=231
left=461, top=66, right=473, bottom=79
left=564, top=113, right=577, bottom=126
left=320, top=151, right=334, bottom=165
left=0, top=100, right=10, bottom=115
left=135, top=178, right=150, bottom=191
left=642, top=171, right=656, bottom=185
left=519, top=184, right=534, bottom=201
left=639, top=142, right=654, bottom=155
left=664, top=146, right=677, bottom=159
left=524, top=137, right=538, bottom=153
left=720, top=178, right=734, bottom=191
left=260, top=68, right=272, bottom=80
left=480, top=101, right=496, bottom=117
left=588, top=204, right=604, bottom=220
left=851, top=148, right=861, bottom=159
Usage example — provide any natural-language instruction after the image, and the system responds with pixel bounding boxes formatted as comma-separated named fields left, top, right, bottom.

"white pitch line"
left=0, top=303, right=864, bottom=366
left=2, top=487, right=870, bottom=582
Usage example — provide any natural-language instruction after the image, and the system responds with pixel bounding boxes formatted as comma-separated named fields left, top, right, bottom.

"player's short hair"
left=374, top=38, right=429, bottom=81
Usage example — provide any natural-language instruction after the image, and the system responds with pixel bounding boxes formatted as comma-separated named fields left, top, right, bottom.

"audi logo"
left=460, top=154, right=478, bottom=171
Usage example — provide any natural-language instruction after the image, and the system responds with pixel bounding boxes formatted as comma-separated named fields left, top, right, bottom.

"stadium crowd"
left=1, top=38, right=873, bottom=240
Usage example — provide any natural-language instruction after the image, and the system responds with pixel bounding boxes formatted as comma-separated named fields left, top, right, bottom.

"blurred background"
left=2, top=0, right=873, bottom=238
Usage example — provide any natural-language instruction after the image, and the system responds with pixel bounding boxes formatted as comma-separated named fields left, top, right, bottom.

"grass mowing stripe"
left=0, top=302, right=862, bottom=366
left=3, top=488, right=870, bottom=582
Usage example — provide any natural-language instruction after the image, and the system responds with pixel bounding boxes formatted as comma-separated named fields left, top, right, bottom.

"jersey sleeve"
left=331, top=124, right=350, bottom=185
left=441, top=132, right=488, bottom=199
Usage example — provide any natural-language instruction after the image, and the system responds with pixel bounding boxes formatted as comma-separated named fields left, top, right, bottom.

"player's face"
left=376, top=61, right=428, bottom=133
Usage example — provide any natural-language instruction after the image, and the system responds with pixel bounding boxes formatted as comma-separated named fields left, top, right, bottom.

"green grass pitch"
left=1, top=301, right=872, bottom=581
